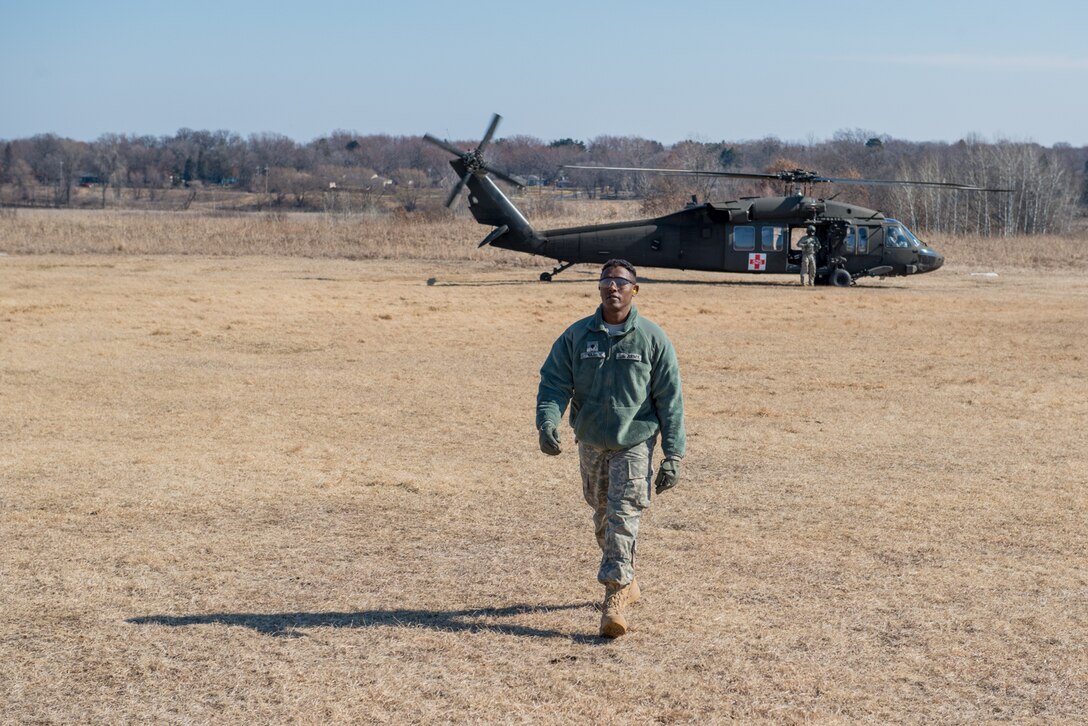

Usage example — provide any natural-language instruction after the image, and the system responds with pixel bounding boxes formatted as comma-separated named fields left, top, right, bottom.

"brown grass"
left=2, top=204, right=1086, bottom=272
left=2, top=225, right=1088, bottom=722
left=0, top=200, right=639, bottom=263
left=937, top=231, right=1088, bottom=271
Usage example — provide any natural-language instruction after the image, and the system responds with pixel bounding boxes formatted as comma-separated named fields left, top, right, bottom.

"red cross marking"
left=748, top=253, right=767, bottom=271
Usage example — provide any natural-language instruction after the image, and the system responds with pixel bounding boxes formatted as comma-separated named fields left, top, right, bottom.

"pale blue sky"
left=2, top=0, right=1086, bottom=146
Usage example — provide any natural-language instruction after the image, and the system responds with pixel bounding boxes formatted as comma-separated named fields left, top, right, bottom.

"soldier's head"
left=599, top=259, right=638, bottom=323
left=806, top=224, right=816, bottom=234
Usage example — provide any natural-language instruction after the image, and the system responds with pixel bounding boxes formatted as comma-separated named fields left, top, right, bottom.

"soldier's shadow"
left=129, top=602, right=602, bottom=642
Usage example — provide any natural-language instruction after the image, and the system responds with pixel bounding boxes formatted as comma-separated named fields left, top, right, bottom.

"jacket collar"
left=590, top=304, right=639, bottom=335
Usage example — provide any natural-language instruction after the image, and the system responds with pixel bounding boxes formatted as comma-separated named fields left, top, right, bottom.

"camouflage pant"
left=578, top=437, right=656, bottom=586
left=801, top=255, right=816, bottom=285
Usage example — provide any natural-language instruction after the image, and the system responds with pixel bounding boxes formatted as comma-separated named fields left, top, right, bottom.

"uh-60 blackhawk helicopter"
left=424, top=114, right=1007, bottom=286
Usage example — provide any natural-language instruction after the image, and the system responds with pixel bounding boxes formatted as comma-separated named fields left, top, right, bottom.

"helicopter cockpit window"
left=858, top=227, right=869, bottom=254
left=733, top=226, right=755, bottom=251
left=760, top=225, right=785, bottom=252
left=885, top=223, right=918, bottom=249
left=901, top=225, right=923, bottom=248
left=845, top=227, right=856, bottom=254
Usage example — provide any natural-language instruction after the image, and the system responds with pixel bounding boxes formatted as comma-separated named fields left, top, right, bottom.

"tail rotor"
left=424, top=113, right=527, bottom=208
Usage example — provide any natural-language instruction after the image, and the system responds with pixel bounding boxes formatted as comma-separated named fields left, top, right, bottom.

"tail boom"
left=453, top=158, right=541, bottom=252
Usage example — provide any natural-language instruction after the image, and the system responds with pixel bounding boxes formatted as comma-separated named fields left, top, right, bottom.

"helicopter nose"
left=917, top=250, right=944, bottom=272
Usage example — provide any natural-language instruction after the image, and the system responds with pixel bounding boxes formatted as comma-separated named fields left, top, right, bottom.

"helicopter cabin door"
left=843, top=224, right=882, bottom=271
left=727, top=223, right=789, bottom=274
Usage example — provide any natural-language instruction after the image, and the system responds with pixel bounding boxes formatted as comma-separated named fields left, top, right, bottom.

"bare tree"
left=23, top=134, right=83, bottom=206
left=266, top=166, right=320, bottom=207
left=10, top=159, right=36, bottom=204
left=0, top=142, right=12, bottom=184
left=390, top=167, right=429, bottom=211
left=0, top=124, right=1080, bottom=231
left=91, top=134, right=126, bottom=208
left=890, top=142, right=1077, bottom=235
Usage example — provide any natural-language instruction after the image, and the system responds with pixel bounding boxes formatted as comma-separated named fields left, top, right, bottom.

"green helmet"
left=806, top=224, right=816, bottom=234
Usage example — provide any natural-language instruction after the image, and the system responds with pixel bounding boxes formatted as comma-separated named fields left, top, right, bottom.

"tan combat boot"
left=599, top=582, right=632, bottom=638
left=628, top=577, right=641, bottom=605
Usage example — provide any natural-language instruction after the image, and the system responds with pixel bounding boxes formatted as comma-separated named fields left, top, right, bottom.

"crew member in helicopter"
left=798, top=225, right=819, bottom=286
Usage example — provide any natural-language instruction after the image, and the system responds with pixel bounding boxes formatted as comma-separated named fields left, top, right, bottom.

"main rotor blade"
left=563, top=165, right=781, bottom=182
left=484, top=165, right=527, bottom=188
left=445, top=173, right=470, bottom=208
left=477, top=113, right=502, bottom=153
left=818, top=177, right=1013, bottom=191
left=424, top=133, right=469, bottom=158
left=563, top=165, right=1013, bottom=191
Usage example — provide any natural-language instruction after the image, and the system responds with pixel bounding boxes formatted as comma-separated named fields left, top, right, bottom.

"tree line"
left=1, top=128, right=1085, bottom=235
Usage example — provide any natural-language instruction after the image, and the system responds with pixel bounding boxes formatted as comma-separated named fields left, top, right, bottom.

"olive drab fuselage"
left=454, top=158, right=945, bottom=286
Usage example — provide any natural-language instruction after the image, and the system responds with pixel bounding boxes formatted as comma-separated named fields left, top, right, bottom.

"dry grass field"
left=2, top=208, right=1088, bottom=723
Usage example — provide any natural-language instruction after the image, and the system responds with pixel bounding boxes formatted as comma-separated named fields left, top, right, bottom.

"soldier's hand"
left=538, top=422, right=562, bottom=456
left=654, top=457, right=681, bottom=495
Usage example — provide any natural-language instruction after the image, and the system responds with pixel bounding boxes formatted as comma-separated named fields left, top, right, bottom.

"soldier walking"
left=798, top=224, right=819, bottom=286
left=536, top=259, right=686, bottom=638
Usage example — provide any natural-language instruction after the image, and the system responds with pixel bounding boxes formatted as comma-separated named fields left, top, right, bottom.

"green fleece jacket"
left=536, top=305, right=685, bottom=457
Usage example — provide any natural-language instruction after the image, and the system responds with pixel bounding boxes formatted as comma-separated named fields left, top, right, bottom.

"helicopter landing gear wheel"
left=539, top=261, right=574, bottom=282
left=830, top=268, right=853, bottom=287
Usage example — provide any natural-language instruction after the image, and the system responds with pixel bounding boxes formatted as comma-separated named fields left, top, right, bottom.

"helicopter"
left=424, top=115, right=1008, bottom=286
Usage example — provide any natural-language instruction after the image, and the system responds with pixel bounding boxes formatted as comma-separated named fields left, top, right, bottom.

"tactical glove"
left=539, top=422, right=561, bottom=456
left=654, top=457, right=681, bottom=495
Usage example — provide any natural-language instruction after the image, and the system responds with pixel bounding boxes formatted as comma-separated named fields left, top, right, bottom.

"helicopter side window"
left=858, top=227, right=869, bottom=254
left=845, top=227, right=856, bottom=254
left=760, top=225, right=785, bottom=252
left=733, top=226, right=755, bottom=251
